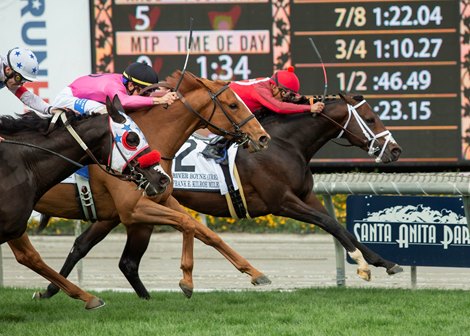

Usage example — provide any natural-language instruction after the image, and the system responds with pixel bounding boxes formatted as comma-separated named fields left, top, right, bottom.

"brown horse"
left=37, top=93, right=403, bottom=300
left=0, top=95, right=169, bottom=309
left=34, top=70, right=270, bottom=299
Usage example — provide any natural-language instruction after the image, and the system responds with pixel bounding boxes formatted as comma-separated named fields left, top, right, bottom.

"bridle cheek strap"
left=336, top=100, right=396, bottom=163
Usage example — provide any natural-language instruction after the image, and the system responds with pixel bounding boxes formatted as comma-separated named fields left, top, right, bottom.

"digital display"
left=90, top=0, right=469, bottom=171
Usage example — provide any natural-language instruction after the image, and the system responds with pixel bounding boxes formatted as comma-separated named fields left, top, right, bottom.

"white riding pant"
left=53, top=87, right=106, bottom=115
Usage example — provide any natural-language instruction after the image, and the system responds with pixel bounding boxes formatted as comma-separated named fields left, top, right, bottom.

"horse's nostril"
left=391, top=147, right=402, bottom=157
left=259, top=135, right=270, bottom=147
left=161, top=175, right=171, bottom=187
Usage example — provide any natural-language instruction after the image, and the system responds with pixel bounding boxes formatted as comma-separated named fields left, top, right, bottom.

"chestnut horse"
left=0, top=95, right=169, bottom=309
left=37, top=93, right=403, bottom=300
left=34, top=70, right=271, bottom=299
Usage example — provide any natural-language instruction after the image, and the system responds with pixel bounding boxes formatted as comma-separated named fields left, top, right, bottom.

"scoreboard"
left=90, top=0, right=468, bottom=171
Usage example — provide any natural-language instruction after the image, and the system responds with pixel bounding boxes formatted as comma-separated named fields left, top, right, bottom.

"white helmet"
left=6, top=47, right=39, bottom=81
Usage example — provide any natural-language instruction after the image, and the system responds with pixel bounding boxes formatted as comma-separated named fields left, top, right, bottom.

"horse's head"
left=105, top=95, right=171, bottom=196
left=166, top=70, right=270, bottom=153
left=325, top=93, right=402, bottom=163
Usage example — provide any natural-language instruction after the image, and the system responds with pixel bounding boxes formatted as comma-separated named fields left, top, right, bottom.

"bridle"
left=54, top=110, right=155, bottom=185
left=318, top=98, right=395, bottom=163
left=176, top=82, right=254, bottom=144
left=141, top=76, right=255, bottom=146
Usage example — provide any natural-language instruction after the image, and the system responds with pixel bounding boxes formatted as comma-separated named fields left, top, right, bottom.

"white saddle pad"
left=172, top=135, right=239, bottom=195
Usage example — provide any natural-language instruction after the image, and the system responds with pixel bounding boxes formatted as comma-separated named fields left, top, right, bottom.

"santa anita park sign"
left=346, top=196, right=470, bottom=267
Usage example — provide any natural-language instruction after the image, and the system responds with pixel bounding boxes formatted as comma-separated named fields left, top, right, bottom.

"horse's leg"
left=119, top=223, right=154, bottom=299
left=40, top=219, right=121, bottom=299
left=279, top=192, right=403, bottom=280
left=192, top=220, right=271, bottom=285
left=115, top=210, right=269, bottom=299
left=125, top=196, right=195, bottom=298
left=7, top=233, right=105, bottom=309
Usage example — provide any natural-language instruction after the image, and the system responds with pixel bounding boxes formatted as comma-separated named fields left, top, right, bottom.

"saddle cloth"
left=60, top=134, right=240, bottom=195
left=172, top=134, right=239, bottom=195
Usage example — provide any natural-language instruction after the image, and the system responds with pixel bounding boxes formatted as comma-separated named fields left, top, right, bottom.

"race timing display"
left=90, top=0, right=469, bottom=171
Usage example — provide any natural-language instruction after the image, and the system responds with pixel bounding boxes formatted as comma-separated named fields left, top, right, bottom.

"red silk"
left=137, top=150, right=161, bottom=168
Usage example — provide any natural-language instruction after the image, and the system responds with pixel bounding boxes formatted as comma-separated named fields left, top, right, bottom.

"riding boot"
left=201, top=136, right=229, bottom=161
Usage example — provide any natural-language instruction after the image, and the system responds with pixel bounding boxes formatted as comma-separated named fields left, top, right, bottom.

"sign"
left=291, top=1, right=466, bottom=170
left=90, top=0, right=273, bottom=80
left=0, top=0, right=92, bottom=116
left=89, top=0, right=469, bottom=170
left=346, top=195, right=470, bottom=267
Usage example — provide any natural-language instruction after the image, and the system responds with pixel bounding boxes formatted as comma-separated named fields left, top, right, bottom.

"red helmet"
left=271, top=66, right=300, bottom=93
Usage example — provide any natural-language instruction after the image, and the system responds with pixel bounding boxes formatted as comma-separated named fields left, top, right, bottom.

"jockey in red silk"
left=52, top=62, right=178, bottom=115
left=229, top=66, right=324, bottom=114
left=202, top=66, right=324, bottom=160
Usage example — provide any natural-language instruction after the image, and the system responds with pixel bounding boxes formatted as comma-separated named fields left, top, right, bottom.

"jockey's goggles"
left=12, top=72, right=28, bottom=84
left=279, top=88, right=300, bottom=103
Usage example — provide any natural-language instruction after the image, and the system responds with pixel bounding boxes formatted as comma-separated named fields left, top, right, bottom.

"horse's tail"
left=36, top=214, right=51, bottom=234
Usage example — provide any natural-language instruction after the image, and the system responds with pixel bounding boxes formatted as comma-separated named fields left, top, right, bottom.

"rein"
left=139, top=75, right=255, bottom=159
left=1, top=112, right=144, bottom=183
left=176, top=83, right=254, bottom=140
left=319, top=98, right=393, bottom=163
left=58, top=112, right=142, bottom=182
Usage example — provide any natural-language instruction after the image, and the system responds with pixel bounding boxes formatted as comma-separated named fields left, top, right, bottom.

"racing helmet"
left=122, top=62, right=159, bottom=88
left=6, top=47, right=39, bottom=82
left=271, top=66, right=300, bottom=93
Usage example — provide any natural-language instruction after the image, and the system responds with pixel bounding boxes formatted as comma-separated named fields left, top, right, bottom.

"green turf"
left=0, top=287, right=468, bottom=336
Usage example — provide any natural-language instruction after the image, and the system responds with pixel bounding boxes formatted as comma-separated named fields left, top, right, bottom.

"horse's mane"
left=165, top=70, right=229, bottom=93
left=0, top=110, right=95, bottom=135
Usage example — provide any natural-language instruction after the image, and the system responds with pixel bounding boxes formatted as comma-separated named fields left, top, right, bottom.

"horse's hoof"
left=387, top=264, right=404, bottom=275
left=357, top=269, right=371, bottom=281
left=179, top=280, right=193, bottom=299
left=85, top=297, right=106, bottom=310
left=251, top=274, right=272, bottom=286
left=32, top=291, right=42, bottom=300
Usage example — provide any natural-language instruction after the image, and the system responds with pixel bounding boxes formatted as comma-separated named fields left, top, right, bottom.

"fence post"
left=322, top=195, right=346, bottom=287
left=0, top=245, right=3, bottom=287
left=74, top=220, right=83, bottom=286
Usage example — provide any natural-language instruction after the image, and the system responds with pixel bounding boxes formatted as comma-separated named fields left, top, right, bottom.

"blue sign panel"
left=346, top=195, right=470, bottom=267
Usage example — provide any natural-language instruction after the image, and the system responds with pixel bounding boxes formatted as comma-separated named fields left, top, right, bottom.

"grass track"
left=0, top=287, right=469, bottom=336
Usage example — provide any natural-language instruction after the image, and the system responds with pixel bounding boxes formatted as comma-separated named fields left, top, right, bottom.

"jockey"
left=0, top=47, right=63, bottom=142
left=52, top=61, right=178, bottom=115
left=230, top=66, right=324, bottom=115
left=202, top=66, right=324, bottom=160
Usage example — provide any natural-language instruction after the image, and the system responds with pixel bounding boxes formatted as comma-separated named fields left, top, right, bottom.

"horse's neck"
left=131, top=106, right=200, bottom=162
left=28, top=117, right=108, bottom=199
left=264, top=113, right=334, bottom=162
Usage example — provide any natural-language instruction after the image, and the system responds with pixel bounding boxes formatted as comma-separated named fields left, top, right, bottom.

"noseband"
left=176, top=84, right=254, bottom=145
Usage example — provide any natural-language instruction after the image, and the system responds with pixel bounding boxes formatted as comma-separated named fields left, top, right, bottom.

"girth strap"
left=75, top=174, right=98, bottom=222
left=220, top=162, right=250, bottom=219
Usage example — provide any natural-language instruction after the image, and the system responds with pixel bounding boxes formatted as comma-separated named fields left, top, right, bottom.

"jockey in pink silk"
left=53, top=62, right=178, bottom=115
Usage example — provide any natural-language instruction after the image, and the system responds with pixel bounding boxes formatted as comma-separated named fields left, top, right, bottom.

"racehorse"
left=37, top=92, right=403, bottom=300
left=0, top=95, right=170, bottom=309
left=33, top=70, right=271, bottom=299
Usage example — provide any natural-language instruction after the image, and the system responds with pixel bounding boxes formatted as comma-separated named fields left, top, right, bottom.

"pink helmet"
left=271, top=66, right=300, bottom=93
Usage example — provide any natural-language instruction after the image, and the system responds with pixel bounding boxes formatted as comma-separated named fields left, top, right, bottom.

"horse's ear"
left=338, top=92, right=349, bottom=104
left=108, top=95, right=126, bottom=123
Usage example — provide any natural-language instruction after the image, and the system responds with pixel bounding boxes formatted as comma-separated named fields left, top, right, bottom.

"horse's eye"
left=122, top=131, right=140, bottom=150
left=229, top=103, right=237, bottom=109
left=365, top=118, right=375, bottom=125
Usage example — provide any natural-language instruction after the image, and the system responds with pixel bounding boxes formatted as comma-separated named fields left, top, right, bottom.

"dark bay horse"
left=34, top=70, right=271, bottom=298
left=0, top=95, right=169, bottom=309
left=37, top=93, right=403, bottom=300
